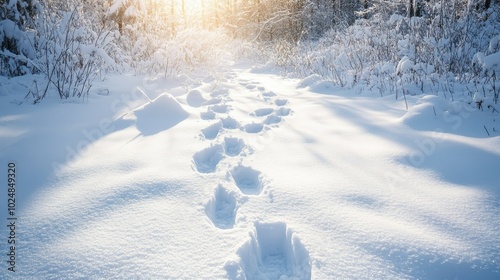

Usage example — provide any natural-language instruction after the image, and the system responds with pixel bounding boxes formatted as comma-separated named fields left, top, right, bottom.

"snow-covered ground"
left=1, top=61, right=499, bottom=279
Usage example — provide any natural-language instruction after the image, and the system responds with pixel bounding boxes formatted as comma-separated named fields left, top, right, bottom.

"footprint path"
left=188, top=70, right=309, bottom=279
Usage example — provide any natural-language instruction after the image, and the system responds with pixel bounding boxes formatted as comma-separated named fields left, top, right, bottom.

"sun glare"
left=153, top=0, right=230, bottom=28
left=158, top=0, right=208, bottom=15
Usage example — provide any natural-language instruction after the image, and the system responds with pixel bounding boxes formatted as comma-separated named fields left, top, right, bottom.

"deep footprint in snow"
left=200, top=110, right=216, bottom=120
left=209, top=104, right=230, bottom=114
left=201, top=121, right=222, bottom=140
left=211, top=88, right=229, bottom=98
left=193, top=144, right=225, bottom=173
left=229, top=164, right=263, bottom=195
left=222, top=116, right=241, bottom=130
left=252, top=108, right=274, bottom=117
left=224, top=137, right=246, bottom=157
left=264, top=115, right=282, bottom=125
left=274, top=99, right=288, bottom=107
left=262, top=91, right=277, bottom=98
left=225, top=222, right=311, bottom=280
left=238, top=80, right=250, bottom=86
left=204, top=98, right=222, bottom=105
left=275, top=107, right=291, bottom=116
left=205, top=185, right=238, bottom=229
left=244, top=123, right=264, bottom=134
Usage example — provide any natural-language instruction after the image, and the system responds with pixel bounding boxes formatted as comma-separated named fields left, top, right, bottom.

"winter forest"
left=1, top=0, right=500, bottom=279
left=2, top=0, right=499, bottom=102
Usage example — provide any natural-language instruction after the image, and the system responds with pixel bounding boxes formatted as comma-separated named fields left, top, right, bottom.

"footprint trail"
left=188, top=69, right=308, bottom=279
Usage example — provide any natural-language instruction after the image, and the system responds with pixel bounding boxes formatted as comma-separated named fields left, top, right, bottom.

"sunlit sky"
left=159, top=0, right=213, bottom=15
left=153, top=0, right=236, bottom=28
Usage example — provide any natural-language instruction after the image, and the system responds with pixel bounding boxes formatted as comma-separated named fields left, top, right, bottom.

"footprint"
left=204, top=98, right=222, bottom=105
left=245, top=84, right=257, bottom=90
left=209, top=104, right=230, bottom=114
left=252, top=108, right=274, bottom=117
left=275, top=107, right=291, bottom=116
left=200, top=111, right=216, bottom=120
left=211, top=88, right=228, bottom=98
left=201, top=121, right=222, bottom=140
left=224, top=137, right=246, bottom=157
left=203, top=75, right=216, bottom=83
left=229, top=164, right=263, bottom=195
left=274, top=99, right=288, bottom=107
left=225, top=74, right=236, bottom=80
left=244, top=123, right=264, bottom=134
left=264, top=115, right=282, bottom=125
left=262, top=91, right=277, bottom=98
left=222, top=116, right=241, bottom=130
left=193, top=144, right=225, bottom=173
left=205, top=185, right=238, bottom=229
left=257, top=86, right=266, bottom=91
left=225, top=222, right=311, bottom=280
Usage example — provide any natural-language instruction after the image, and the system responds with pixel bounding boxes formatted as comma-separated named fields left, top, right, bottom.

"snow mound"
left=400, top=95, right=449, bottom=130
left=401, top=102, right=440, bottom=130
left=187, top=89, right=208, bottom=107
left=299, top=74, right=322, bottom=88
left=133, top=94, right=189, bottom=135
left=225, top=222, right=311, bottom=280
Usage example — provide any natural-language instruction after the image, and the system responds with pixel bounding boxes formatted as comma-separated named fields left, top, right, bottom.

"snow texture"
left=0, top=62, right=499, bottom=279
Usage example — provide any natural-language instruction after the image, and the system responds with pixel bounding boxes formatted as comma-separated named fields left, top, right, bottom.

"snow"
left=131, top=93, right=189, bottom=136
left=483, top=52, right=500, bottom=71
left=396, top=56, right=415, bottom=74
left=1, top=61, right=499, bottom=279
left=186, top=89, right=208, bottom=108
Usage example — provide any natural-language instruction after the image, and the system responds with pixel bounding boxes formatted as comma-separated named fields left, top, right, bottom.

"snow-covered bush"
left=0, top=0, right=40, bottom=76
left=1, top=1, right=117, bottom=103
left=26, top=2, right=116, bottom=102
left=140, top=28, right=232, bottom=77
left=263, top=2, right=500, bottom=108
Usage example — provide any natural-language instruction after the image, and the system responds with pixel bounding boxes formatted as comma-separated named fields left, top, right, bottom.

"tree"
left=0, top=0, right=40, bottom=76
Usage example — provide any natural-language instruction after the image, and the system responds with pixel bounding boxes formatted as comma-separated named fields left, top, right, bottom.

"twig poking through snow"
left=403, top=89, right=408, bottom=110
left=484, top=125, right=490, bottom=136
left=135, top=87, right=153, bottom=103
